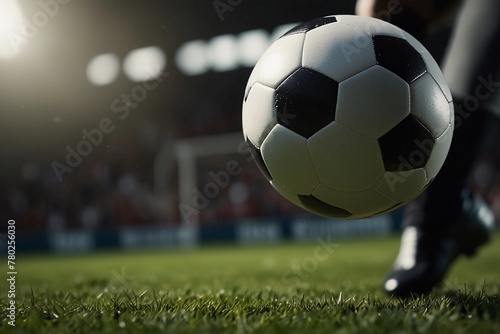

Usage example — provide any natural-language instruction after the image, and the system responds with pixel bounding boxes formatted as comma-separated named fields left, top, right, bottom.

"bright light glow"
left=86, top=53, right=120, bottom=86
left=207, top=34, right=238, bottom=72
left=0, top=0, right=23, bottom=32
left=237, top=29, right=269, bottom=67
left=0, top=0, right=24, bottom=59
left=123, top=46, right=166, bottom=82
left=175, top=40, right=208, bottom=76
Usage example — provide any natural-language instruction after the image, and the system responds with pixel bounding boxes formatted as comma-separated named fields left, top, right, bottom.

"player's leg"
left=384, top=0, right=499, bottom=296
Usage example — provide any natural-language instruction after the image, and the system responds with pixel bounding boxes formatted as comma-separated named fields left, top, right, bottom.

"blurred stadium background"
left=1, top=0, right=499, bottom=254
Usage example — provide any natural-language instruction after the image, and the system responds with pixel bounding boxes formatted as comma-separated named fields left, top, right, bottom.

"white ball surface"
left=242, top=15, right=454, bottom=219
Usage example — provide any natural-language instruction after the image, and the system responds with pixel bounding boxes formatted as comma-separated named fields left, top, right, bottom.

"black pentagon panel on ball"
left=275, top=68, right=339, bottom=138
left=281, top=16, right=338, bottom=38
left=378, top=115, right=435, bottom=172
left=298, top=195, right=352, bottom=218
left=373, top=35, right=427, bottom=83
left=245, top=138, right=273, bottom=181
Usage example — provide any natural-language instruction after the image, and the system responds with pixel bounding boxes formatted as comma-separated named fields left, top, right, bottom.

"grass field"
left=2, top=232, right=500, bottom=333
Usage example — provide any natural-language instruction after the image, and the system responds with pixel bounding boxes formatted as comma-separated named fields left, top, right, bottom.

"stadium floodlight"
left=86, top=53, right=120, bottom=86
left=175, top=39, right=209, bottom=76
left=174, top=23, right=300, bottom=76
left=237, top=29, right=270, bottom=67
left=206, top=34, right=239, bottom=72
left=123, top=46, right=166, bottom=82
left=0, top=0, right=24, bottom=59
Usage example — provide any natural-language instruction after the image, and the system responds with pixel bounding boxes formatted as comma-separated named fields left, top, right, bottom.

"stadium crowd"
left=1, top=130, right=305, bottom=234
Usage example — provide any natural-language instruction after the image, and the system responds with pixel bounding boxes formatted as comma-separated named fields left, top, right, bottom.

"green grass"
left=2, top=232, right=500, bottom=333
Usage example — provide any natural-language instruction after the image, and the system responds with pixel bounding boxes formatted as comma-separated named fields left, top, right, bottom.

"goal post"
left=154, top=132, right=246, bottom=225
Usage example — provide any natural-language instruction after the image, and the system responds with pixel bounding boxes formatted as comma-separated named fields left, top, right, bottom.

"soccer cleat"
left=383, top=191, right=495, bottom=297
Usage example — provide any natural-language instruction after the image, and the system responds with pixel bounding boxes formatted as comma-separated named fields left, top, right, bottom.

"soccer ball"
left=242, top=15, right=454, bottom=219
